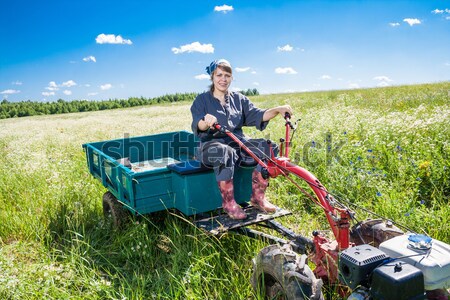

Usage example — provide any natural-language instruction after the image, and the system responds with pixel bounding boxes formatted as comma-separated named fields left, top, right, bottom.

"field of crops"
left=0, top=82, right=449, bottom=299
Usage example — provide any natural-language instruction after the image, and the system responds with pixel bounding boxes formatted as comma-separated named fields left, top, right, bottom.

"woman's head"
left=206, top=59, right=233, bottom=93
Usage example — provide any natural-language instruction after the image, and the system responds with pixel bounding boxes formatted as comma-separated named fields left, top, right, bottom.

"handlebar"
left=212, top=122, right=223, bottom=132
left=212, top=111, right=295, bottom=158
left=206, top=112, right=293, bottom=131
left=284, top=112, right=295, bottom=130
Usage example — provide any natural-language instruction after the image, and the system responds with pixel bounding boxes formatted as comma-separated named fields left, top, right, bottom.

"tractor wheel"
left=102, top=191, right=129, bottom=229
left=251, top=244, right=324, bottom=300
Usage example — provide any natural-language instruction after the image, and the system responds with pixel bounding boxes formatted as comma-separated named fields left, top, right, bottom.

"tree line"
left=0, top=89, right=259, bottom=119
left=0, top=93, right=199, bottom=119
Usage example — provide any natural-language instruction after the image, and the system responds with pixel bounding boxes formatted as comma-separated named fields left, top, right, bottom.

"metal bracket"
left=193, top=205, right=292, bottom=235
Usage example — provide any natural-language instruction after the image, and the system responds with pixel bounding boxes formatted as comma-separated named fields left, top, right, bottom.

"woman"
left=190, top=59, right=293, bottom=220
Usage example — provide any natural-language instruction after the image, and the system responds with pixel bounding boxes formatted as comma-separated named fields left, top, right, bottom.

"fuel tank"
left=378, top=234, right=450, bottom=290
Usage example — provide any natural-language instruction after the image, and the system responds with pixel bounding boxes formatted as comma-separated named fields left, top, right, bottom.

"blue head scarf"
left=206, top=59, right=231, bottom=75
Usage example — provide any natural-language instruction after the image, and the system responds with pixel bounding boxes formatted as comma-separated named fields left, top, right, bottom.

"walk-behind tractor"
left=83, top=114, right=450, bottom=300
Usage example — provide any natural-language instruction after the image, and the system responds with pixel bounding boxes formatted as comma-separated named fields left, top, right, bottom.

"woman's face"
left=213, top=67, right=232, bottom=93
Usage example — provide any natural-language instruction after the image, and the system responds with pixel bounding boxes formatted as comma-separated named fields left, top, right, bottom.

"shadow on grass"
left=44, top=199, right=258, bottom=298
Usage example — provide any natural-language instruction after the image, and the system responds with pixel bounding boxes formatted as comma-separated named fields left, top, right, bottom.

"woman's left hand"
left=276, top=105, right=293, bottom=117
left=263, top=104, right=294, bottom=121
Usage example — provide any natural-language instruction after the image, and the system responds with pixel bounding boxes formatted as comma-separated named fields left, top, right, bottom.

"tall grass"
left=0, top=83, right=449, bottom=299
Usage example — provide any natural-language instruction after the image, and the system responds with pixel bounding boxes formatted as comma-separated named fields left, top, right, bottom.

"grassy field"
left=0, top=82, right=449, bottom=299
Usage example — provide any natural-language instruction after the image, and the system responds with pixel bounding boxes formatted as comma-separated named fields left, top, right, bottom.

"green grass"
left=0, top=82, right=449, bottom=299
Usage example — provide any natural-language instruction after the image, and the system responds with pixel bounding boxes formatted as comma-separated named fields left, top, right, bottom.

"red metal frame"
left=214, top=115, right=353, bottom=283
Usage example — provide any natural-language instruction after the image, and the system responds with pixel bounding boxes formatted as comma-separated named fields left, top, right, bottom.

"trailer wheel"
left=251, top=244, right=324, bottom=300
left=102, top=191, right=129, bottom=228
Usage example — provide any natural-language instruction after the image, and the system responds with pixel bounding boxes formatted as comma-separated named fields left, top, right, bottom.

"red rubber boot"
left=218, top=180, right=247, bottom=220
left=250, top=170, right=277, bottom=213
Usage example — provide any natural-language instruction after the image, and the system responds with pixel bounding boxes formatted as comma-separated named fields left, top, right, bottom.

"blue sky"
left=1, top=0, right=449, bottom=102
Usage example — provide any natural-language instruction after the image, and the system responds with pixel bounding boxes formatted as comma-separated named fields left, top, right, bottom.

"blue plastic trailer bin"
left=82, top=131, right=253, bottom=216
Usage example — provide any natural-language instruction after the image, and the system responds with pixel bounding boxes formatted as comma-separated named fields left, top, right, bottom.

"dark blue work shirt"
left=190, top=91, right=269, bottom=142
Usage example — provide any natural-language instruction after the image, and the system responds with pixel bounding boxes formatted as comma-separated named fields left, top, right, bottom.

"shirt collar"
left=210, top=90, right=231, bottom=103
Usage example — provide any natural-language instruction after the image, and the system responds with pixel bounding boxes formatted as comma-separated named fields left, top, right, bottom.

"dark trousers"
left=198, top=137, right=275, bottom=181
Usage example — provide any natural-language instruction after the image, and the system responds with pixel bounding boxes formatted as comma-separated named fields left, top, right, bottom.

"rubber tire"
left=251, top=244, right=324, bottom=300
left=102, top=191, right=129, bottom=229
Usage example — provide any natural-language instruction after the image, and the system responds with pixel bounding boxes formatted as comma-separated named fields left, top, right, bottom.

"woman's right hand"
left=202, top=114, right=218, bottom=130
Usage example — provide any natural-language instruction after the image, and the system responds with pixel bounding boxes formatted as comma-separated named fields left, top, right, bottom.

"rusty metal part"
left=350, top=219, right=404, bottom=247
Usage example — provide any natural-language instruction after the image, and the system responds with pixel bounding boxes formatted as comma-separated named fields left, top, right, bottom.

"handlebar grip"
left=202, top=116, right=220, bottom=130
left=284, top=112, right=291, bottom=119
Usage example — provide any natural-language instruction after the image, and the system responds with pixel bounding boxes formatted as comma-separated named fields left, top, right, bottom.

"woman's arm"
left=262, top=105, right=293, bottom=121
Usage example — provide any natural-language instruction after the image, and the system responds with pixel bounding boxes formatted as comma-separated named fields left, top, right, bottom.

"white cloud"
left=253, top=82, right=260, bottom=86
left=1, top=89, right=20, bottom=94
left=214, top=5, right=233, bottom=13
left=320, top=75, right=332, bottom=80
left=348, top=83, right=360, bottom=89
left=96, top=33, right=132, bottom=45
left=12, top=81, right=22, bottom=85
left=83, top=56, right=96, bottom=63
left=373, top=76, right=393, bottom=82
left=403, top=18, right=421, bottom=26
left=275, top=67, right=298, bottom=75
left=62, top=80, right=76, bottom=87
left=277, top=44, right=294, bottom=52
left=235, top=67, right=250, bottom=72
left=432, top=9, right=444, bottom=14
left=171, top=42, right=214, bottom=54
left=194, top=74, right=210, bottom=80
left=389, top=22, right=400, bottom=27
left=373, top=76, right=394, bottom=87
left=46, top=81, right=59, bottom=91
left=88, top=92, right=98, bottom=96
left=377, top=81, right=390, bottom=87
left=63, top=90, right=72, bottom=95
left=100, top=83, right=112, bottom=90
left=42, top=91, right=55, bottom=97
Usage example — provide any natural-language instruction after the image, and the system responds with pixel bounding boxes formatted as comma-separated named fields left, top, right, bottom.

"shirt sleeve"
left=241, top=94, right=269, bottom=131
left=190, top=94, right=206, bottom=136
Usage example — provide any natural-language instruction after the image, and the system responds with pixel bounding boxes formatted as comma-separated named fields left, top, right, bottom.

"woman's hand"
left=275, top=105, right=293, bottom=117
left=263, top=104, right=294, bottom=121
left=199, top=113, right=218, bottom=131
